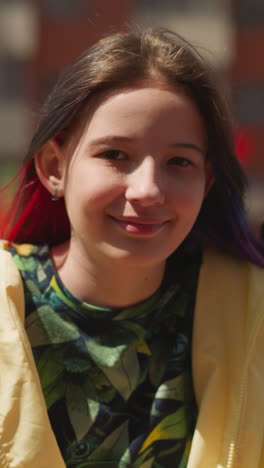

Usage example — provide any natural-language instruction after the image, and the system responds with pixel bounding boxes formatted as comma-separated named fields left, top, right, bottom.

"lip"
left=108, top=215, right=169, bottom=236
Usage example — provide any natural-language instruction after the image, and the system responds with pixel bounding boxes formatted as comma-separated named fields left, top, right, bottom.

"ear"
left=204, top=161, right=214, bottom=197
left=35, top=139, right=65, bottom=198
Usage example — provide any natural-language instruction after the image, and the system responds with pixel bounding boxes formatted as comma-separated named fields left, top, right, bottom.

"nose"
left=125, top=157, right=165, bottom=206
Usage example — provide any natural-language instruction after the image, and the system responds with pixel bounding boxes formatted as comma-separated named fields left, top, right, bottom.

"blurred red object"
left=235, top=129, right=255, bottom=168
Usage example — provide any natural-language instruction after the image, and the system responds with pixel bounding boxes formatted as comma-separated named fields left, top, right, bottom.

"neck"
left=51, top=240, right=165, bottom=308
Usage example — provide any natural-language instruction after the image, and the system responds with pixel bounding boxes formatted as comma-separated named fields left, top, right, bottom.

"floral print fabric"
left=9, top=243, right=201, bottom=468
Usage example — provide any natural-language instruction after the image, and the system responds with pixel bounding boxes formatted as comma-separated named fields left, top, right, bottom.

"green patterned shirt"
left=9, top=243, right=201, bottom=468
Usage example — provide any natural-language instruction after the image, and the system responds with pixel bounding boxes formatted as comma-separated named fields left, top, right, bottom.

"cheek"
left=170, top=176, right=206, bottom=212
left=65, top=173, right=125, bottom=209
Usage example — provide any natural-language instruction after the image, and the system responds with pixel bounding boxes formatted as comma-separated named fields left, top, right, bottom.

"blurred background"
left=0, top=0, right=264, bottom=233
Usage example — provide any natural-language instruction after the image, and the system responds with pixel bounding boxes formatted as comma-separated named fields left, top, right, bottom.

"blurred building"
left=229, top=0, right=264, bottom=228
left=0, top=0, right=135, bottom=170
left=135, top=0, right=233, bottom=70
left=230, top=0, right=264, bottom=176
left=28, top=0, right=135, bottom=110
left=1, top=1, right=264, bottom=191
left=0, top=0, right=36, bottom=164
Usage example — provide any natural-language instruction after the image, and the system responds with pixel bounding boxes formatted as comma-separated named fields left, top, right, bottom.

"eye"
left=100, top=150, right=127, bottom=161
left=168, top=157, right=193, bottom=167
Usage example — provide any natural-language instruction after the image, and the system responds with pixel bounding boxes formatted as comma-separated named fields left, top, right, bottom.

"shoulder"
left=198, top=248, right=264, bottom=305
left=0, top=240, right=25, bottom=322
left=0, top=241, right=43, bottom=316
left=0, top=240, right=21, bottom=286
left=194, top=248, right=264, bottom=354
left=0, top=241, right=47, bottom=273
left=191, top=255, right=264, bottom=467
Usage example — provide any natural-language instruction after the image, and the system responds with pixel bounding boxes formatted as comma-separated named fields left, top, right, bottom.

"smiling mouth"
left=109, top=216, right=169, bottom=235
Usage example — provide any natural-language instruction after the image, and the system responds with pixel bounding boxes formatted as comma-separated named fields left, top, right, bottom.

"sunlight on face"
left=61, top=84, right=212, bottom=268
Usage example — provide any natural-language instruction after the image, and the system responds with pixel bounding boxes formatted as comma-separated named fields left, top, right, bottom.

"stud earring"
left=51, top=185, right=60, bottom=201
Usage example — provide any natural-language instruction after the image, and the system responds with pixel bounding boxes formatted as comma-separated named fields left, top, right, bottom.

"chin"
left=102, top=244, right=171, bottom=267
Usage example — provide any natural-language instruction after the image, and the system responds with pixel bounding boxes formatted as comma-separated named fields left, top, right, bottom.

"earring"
left=51, top=185, right=60, bottom=201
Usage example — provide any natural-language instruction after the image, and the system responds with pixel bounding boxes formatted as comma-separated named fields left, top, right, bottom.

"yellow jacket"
left=1, top=248, right=264, bottom=468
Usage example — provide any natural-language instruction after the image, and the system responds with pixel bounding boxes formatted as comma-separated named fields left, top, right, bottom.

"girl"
left=1, top=29, right=264, bottom=468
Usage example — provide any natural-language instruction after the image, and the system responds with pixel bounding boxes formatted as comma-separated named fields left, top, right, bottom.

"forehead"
left=78, top=83, right=205, bottom=142
left=88, top=82, right=194, bottom=115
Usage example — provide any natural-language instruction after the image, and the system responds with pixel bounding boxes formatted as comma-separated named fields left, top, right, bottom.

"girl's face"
left=57, top=84, right=212, bottom=267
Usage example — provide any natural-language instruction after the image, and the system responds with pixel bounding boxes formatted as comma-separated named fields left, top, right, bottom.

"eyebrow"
left=89, top=136, right=205, bottom=156
left=168, top=142, right=206, bottom=156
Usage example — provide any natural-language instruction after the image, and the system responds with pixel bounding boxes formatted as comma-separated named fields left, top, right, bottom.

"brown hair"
left=2, top=28, right=264, bottom=264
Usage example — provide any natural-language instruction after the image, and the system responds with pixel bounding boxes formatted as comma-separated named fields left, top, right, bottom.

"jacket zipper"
left=225, top=305, right=264, bottom=468
left=225, top=376, right=247, bottom=468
